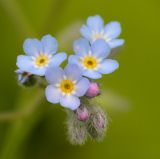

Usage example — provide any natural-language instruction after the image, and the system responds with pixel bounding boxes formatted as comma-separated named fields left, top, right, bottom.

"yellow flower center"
left=92, top=32, right=111, bottom=42
left=60, top=79, right=74, bottom=94
left=92, top=32, right=104, bottom=40
left=81, top=56, right=98, bottom=69
left=35, top=54, right=49, bottom=67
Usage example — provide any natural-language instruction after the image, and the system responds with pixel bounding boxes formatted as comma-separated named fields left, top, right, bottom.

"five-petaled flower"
left=45, top=64, right=90, bottom=110
left=80, top=15, right=124, bottom=48
left=68, top=38, right=119, bottom=79
left=16, top=35, right=67, bottom=76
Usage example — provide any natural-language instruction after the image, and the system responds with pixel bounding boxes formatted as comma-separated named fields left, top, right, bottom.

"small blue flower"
left=45, top=64, right=90, bottom=110
left=15, top=69, right=32, bottom=84
left=80, top=15, right=124, bottom=48
left=16, top=35, right=67, bottom=76
left=69, top=38, right=119, bottom=79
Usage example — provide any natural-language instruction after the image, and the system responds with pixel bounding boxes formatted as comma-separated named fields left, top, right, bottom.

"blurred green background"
left=0, top=0, right=160, bottom=159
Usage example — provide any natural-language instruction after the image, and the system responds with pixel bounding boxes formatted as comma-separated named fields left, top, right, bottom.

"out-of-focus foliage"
left=0, top=0, right=160, bottom=159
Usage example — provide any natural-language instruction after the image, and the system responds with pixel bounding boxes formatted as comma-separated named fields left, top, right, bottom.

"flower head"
left=16, top=35, right=67, bottom=76
left=80, top=15, right=124, bottom=48
left=45, top=64, right=90, bottom=110
left=69, top=38, right=119, bottom=79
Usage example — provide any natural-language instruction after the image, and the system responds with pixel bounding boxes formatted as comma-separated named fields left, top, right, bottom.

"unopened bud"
left=66, top=110, right=88, bottom=145
left=15, top=69, right=36, bottom=87
left=85, top=82, right=100, bottom=98
left=76, top=106, right=89, bottom=121
left=87, top=105, right=107, bottom=141
left=93, top=112, right=106, bottom=129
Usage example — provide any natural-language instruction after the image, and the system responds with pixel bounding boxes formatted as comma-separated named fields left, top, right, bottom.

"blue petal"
left=68, top=55, right=80, bottom=66
left=29, top=67, right=47, bottom=76
left=98, top=59, right=119, bottom=74
left=87, top=15, right=104, bottom=32
left=75, top=78, right=90, bottom=97
left=91, top=39, right=111, bottom=58
left=45, top=85, right=61, bottom=103
left=19, top=76, right=28, bottom=84
left=60, top=95, right=80, bottom=110
left=64, top=64, right=82, bottom=81
left=73, top=38, right=90, bottom=56
left=15, top=69, right=23, bottom=75
left=41, top=34, right=58, bottom=54
left=45, top=66, right=64, bottom=84
left=108, top=39, right=125, bottom=48
left=23, top=39, right=42, bottom=56
left=16, top=55, right=33, bottom=71
left=80, top=25, right=92, bottom=40
left=50, top=52, right=67, bottom=67
left=104, top=21, right=122, bottom=40
left=83, top=70, right=102, bottom=79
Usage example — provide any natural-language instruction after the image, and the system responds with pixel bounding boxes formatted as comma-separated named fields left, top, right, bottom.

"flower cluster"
left=15, top=15, right=124, bottom=144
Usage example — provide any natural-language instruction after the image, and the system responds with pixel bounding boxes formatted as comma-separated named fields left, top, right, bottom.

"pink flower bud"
left=85, top=82, right=100, bottom=98
left=76, top=106, right=89, bottom=121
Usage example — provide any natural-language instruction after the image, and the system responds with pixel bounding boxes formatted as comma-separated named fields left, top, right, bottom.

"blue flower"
left=16, top=35, right=67, bottom=76
left=80, top=15, right=124, bottom=48
left=15, top=69, right=32, bottom=84
left=69, top=38, right=119, bottom=79
left=45, top=64, right=90, bottom=110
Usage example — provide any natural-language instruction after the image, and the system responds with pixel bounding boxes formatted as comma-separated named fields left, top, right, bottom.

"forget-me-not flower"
left=16, top=35, right=67, bottom=76
left=69, top=38, right=119, bottom=79
left=45, top=64, right=90, bottom=110
left=80, top=15, right=124, bottom=48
